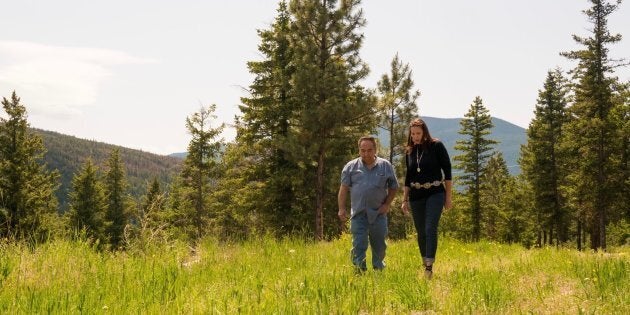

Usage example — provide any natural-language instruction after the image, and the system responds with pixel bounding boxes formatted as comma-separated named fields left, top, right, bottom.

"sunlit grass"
left=0, top=236, right=627, bottom=314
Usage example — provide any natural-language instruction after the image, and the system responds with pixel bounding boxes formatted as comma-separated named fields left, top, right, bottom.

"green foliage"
left=521, top=69, right=571, bottom=246
left=103, top=149, right=132, bottom=249
left=376, top=53, right=420, bottom=164
left=560, top=0, right=626, bottom=250
left=125, top=177, right=171, bottom=252
left=479, top=152, right=510, bottom=240
left=0, top=92, right=60, bottom=241
left=287, top=0, right=376, bottom=239
left=0, top=237, right=627, bottom=313
left=375, top=54, right=420, bottom=240
left=178, top=105, right=224, bottom=240
left=34, top=128, right=181, bottom=211
left=66, top=159, right=108, bottom=246
left=453, top=96, right=498, bottom=241
left=224, top=1, right=308, bottom=238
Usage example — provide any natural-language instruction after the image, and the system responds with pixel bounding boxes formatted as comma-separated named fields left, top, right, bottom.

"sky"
left=0, top=0, right=628, bottom=155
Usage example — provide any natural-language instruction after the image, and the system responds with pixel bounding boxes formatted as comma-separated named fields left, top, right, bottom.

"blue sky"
left=0, top=0, right=628, bottom=155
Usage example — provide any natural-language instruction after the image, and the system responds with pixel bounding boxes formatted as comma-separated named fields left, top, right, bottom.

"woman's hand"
left=401, top=201, right=410, bottom=216
left=444, top=195, right=452, bottom=211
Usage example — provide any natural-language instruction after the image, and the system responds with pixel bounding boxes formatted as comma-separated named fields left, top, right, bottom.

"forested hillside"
left=33, top=129, right=182, bottom=211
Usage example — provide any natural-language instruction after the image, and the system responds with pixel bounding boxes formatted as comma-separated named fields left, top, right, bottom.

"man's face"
left=359, top=140, right=376, bottom=165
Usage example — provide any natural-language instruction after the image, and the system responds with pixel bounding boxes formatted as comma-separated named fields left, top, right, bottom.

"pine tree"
left=453, top=96, right=498, bottom=241
left=104, top=149, right=131, bottom=249
left=0, top=91, right=59, bottom=241
left=479, top=152, right=510, bottom=240
left=231, top=1, right=305, bottom=236
left=560, top=0, right=626, bottom=250
left=521, top=69, right=570, bottom=246
left=376, top=53, right=420, bottom=164
left=609, top=83, right=629, bottom=225
left=498, top=175, right=535, bottom=246
left=67, top=158, right=108, bottom=245
left=288, top=0, right=375, bottom=240
left=374, top=54, right=420, bottom=240
left=142, top=177, right=163, bottom=215
left=180, top=105, right=224, bottom=239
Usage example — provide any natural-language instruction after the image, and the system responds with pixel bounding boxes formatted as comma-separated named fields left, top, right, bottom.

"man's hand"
left=338, top=209, right=348, bottom=222
left=378, top=203, right=391, bottom=215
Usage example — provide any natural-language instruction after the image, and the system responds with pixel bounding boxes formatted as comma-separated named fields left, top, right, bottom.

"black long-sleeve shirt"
left=404, top=140, right=452, bottom=200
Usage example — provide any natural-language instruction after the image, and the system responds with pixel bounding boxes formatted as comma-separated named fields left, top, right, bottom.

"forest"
left=0, top=0, right=628, bottom=252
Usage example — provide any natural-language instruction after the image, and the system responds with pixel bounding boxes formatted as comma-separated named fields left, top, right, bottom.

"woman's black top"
left=404, top=140, right=452, bottom=200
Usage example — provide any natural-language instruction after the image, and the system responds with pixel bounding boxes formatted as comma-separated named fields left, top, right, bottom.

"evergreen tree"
left=560, top=0, right=626, bottom=250
left=479, top=152, right=510, bottom=240
left=104, top=148, right=131, bottom=248
left=375, top=54, right=420, bottom=240
left=453, top=96, right=498, bottom=241
left=376, top=53, right=420, bottom=164
left=210, top=142, right=265, bottom=239
left=288, top=0, right=375, bottom=240
left=126, top=177, right=168, bottom=249
left=67, top=158, right=108, bottom=245
left=180, top=105, right=224, bottom=239
left=0, top=91, right=59, bottom=241
left=231, top=1, right=305, bottom=236
left=498, top=175, right=535, bottom=247
left=521, top=69, right=570, bottom=246
left=609, top=83, right=629, bottom=225
left=142, top=177, right=163, bottom=215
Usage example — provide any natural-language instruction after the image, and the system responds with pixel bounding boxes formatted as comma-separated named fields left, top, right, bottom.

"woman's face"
left=410, top=126, right=423, bottom=144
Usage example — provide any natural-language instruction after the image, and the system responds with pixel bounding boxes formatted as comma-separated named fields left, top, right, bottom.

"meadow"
left=0, top=235, right=627, bottom=314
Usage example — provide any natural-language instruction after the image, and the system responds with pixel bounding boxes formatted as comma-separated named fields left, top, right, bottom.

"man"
left=338, top=136, right=398, bottom=272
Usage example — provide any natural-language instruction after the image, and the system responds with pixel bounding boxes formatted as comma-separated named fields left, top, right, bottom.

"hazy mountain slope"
left=34, top=129, right=183, bottom=211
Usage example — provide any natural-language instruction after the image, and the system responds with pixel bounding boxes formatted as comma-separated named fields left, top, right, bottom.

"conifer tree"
left=180, top=105, right=224, bottom=239
left=0, top=91, right=59, bottom=241
left=560, top=0, right=626, bottom=250
left=142, top=177, right=163, bottom=215
left=67, top=158, right=108, bottom=245
left=521, top=69, right=570, bottom=246
left=231, top=1, right=305, bottom=236
left=376, top=53, right=420, bottom=164
left=498, top=176, right=535, bottom=246
left=453, top=96, right=498, bottom=241
left=479, top=152, right=510, bottom=240
left=609, top=83, right=629, bottom=224
left=374, top=54, right=420, bottom=239
left=288, top=0, right=375, bottom=240
left=104, top=149, right=131, bottom=248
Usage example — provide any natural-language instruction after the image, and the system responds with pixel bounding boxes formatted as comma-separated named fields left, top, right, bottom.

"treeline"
left=0, top=0, right=627, bottom=251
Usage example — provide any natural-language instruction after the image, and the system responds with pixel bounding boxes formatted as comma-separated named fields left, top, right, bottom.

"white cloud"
left=0, top=40, right=156, bottom=118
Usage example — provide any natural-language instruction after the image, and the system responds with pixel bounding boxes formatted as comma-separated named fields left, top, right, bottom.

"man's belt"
left=410, top=180, right=443, bottom=189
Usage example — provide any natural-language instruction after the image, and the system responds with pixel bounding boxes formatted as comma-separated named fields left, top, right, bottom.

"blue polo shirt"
left=340, top=156, right=399, bottom=217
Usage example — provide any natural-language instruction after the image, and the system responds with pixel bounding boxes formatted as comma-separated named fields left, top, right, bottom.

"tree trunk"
left=315, top=146, right=325, bottom=241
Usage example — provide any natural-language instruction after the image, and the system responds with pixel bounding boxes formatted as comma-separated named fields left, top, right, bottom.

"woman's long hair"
left=405, top=118, right=435, bottom=154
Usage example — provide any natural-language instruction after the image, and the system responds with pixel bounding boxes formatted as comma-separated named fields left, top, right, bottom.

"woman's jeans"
left=409, top=192, right=444, bottom=265
left=350, top=209, right=388, bottom=271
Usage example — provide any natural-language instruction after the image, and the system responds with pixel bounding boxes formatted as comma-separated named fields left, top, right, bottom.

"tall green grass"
left=0, top=236, right=627, bottom=314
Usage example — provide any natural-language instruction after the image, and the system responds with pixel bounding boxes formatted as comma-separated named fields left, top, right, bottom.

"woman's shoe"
left=424, top=264, right=433, bottom=280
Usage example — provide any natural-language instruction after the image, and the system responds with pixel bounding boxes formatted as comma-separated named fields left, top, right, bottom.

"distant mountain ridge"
left=379, top=116, right=527, bottom=175
left=33, top=129, right=183, bottom=211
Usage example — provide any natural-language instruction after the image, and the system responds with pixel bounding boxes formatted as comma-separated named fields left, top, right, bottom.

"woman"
left=401, top=118, right=452, bottom=279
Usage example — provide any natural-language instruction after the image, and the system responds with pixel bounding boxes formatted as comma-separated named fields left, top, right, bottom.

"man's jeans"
left=409, top=192, right=444, bottom=265
left=350, top=209, right=388, bottom=271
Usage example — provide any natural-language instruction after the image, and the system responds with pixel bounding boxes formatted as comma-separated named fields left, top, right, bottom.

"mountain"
left=34, top=129, right=183, bottom=211
left=379, top=116, right=527, bottom=175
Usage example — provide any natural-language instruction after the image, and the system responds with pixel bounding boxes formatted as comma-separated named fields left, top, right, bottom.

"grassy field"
left=0, top=235, right=627, bottom=314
